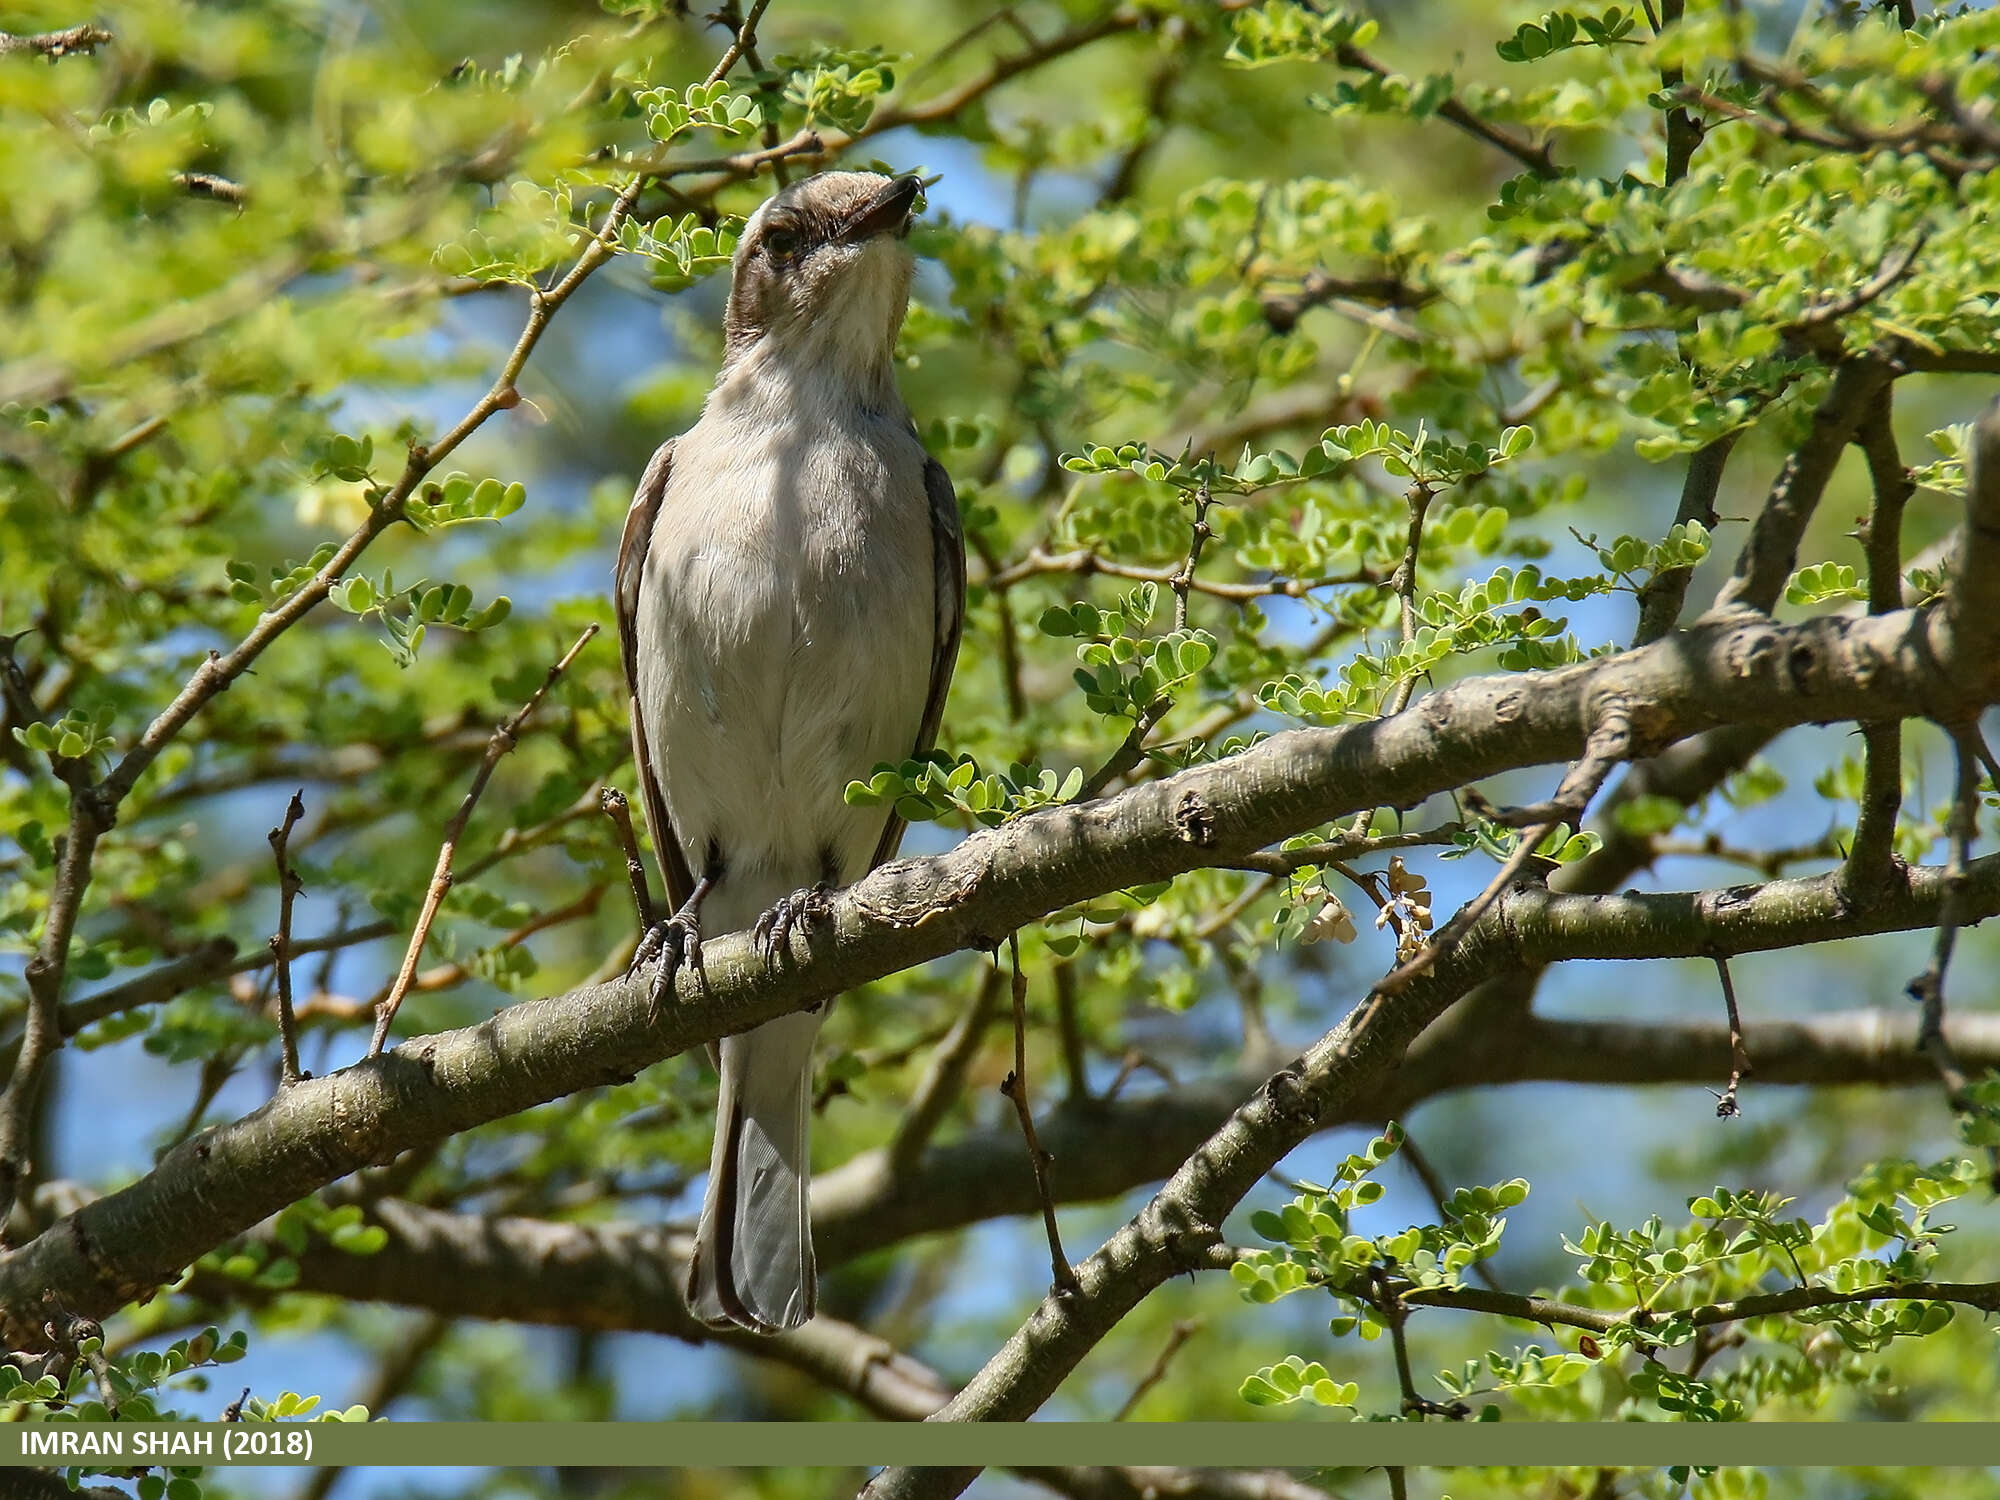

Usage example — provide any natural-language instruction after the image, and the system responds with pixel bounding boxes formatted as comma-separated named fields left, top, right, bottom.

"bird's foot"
left=753, top=882, right=833, bottom=965
left=633, top=907, right=704, bottom=1020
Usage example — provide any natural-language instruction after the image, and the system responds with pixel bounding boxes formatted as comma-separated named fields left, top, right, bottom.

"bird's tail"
left=687, top=1007, right=822, bottom=1332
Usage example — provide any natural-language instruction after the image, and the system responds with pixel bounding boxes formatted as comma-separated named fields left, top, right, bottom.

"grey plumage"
left=614, top=171, right=964, bottom=1333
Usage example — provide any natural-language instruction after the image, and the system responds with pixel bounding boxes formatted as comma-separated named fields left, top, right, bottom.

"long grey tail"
left=687, top=1008, right=822, bottom=1332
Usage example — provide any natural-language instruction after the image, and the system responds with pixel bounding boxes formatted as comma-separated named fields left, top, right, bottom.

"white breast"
left=634, top=385, right=935, bottom=935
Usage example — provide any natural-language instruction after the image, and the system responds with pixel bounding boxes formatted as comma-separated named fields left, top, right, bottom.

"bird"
left=614, top=170, right=965, bottom=1333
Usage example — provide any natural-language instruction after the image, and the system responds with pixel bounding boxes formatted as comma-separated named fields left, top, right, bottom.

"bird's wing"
left=616, top=438, right=696, bottom=912
left=868, top=454, right=967, bottom=871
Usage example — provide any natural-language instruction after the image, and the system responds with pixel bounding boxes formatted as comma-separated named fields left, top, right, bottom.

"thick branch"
left=1712, top=358, right=1892, bottom=615
left=863, top=851, right=2000, bottom=1500
left=1947, top=396, right=2000, bottom=665
left=1, top=596, right=1993, bottom=1339
left=1632, top=434, right=1737, bottom=644
left=258, top=996, right=2000, bottom=1339
left=1844, top=389, right=1915, bottom=892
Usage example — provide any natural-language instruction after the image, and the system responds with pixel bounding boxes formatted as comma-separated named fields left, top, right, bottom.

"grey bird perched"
left=614, top=170, right=965, bottom=1333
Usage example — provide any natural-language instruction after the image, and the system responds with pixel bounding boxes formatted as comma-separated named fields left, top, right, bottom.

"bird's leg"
left=753, top=881, right=835, bottom=965
left=635, top=868, right=716, bottom=1019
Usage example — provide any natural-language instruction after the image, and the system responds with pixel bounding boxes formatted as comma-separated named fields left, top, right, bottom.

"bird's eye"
left=764, top=227, right=800, bottom=260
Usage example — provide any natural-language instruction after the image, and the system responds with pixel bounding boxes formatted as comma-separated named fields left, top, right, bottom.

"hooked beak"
left=838, top=175, right=921, bottom=246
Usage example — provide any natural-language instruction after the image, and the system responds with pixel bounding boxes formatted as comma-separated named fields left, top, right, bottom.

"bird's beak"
left=838, top=176, right=921, bottom=245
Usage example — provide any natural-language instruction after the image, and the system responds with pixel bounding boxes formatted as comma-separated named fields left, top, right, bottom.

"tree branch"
left=1334, top=43, right=1558, bottom=180
left=1945, top=395, right=2000, bottom=666
left=888, top=967, right=1003, bottom=1174
left=1712, top=358, right=1893, bottom=615
left=369, top=624, right=598, bottom=1053
left=0, top=24, right=113, bottom=59
left=267, top=791, right=307, bottom=1087
left=1843, top=388, right=1915, bottom=893
left=3, top=587, right=1995, bottom=1339
left=1632, top=434, right=1737, bottom=644
left=1001, top=934, right=1079, bottom=1295
left=249, top=1003, right=2000, bottom=1338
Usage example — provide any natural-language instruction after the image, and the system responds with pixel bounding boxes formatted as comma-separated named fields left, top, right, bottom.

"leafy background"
left=4, top=0, right=2000, bottom=1497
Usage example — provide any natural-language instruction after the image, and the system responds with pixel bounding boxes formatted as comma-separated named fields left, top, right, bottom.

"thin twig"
left=369, top=626, right=598, bottom=1054
left=600, top=787, right=655, bottom=934
left=1099, top=1047, right=1176, bottom=1104
left=1365, top=713, right=1631, bottom=1007
left=1397, top=1129, right=1501, bottom=1292
left=1372, top=1266, right=1464, bottom=1419
left=1227, top=826, right=1462, bottom=877
left=1347, top=483, right=1434, bottom=838
left=1112, top=1318, right=1200, bottom=1420
left=888, top=967, right=1005, bottom=1173
left=1170, top=478, right=1215, bottom=635
left=1074, top=479, right=1221, bottom=801
left=985, top=547, right=1371, bottom=603
left=1710, top=956, right=1751, bottom=1118
left=1052, top=961, right=1090, bottom=1103
left=0, top=23, right=113, bottom=58
left=1002, top=934, right=1080, bottom=1296
left=1632, top=434, right=1737, bottom=645
left=1906, top=728, right=1982, bottom=1112
left=174, top=171, right=249, bottom=206
left=707, top=0, right=787, bottom=187
left=347, top=884, right=607, bottom=1023
left=1336, top=42, right=1557, bottom=179
left=705, top=0, right=773, bottom=87
left=267, top=791, right=308, bottom=1087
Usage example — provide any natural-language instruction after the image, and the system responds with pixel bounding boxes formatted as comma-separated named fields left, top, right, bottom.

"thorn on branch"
left=267, top=790, right=308, bottom=1088
left=369, top=624, right=599, bottom=1057
left=1002, top=934, right=1080, bottom=1297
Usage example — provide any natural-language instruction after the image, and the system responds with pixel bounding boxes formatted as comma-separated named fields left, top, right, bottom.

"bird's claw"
left=633, top=909, right=703, bottom=1020
left=753, top=882, right=832, bottom=965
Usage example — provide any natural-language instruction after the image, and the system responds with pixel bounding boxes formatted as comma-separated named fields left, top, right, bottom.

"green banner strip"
left=9, top=1423, right=2000, bottom=1468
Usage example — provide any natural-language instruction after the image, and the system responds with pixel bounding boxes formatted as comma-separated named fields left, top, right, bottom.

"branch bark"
left=1, top=591, right=1994, bottom=1340
left=864, top=840, right=2000, bottom=1500
left=237, top=1005, right=2000, bottom=1339
left=0, top=24, right=113, bottom=59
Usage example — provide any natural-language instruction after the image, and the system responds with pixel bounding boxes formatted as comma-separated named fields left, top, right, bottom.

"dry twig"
left=1002, top=934, right=1080, bottom=1296
left=600, top=787, right=656, bottom=934
left=267, top=790, right=307, bottom=1086
left=1711, top=955, right=1751, bottom=1118
left=369, top=626, right=598, bottom=1054
left=1112, top=1318, right=1200, bottom=1420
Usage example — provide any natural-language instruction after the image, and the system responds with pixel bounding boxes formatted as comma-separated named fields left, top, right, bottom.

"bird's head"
left=721, top=170, right=921, bottom=380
